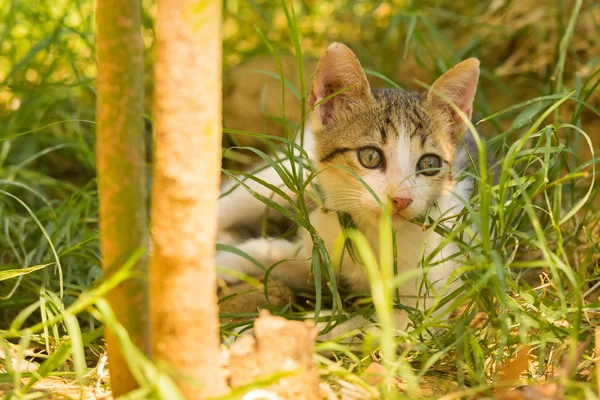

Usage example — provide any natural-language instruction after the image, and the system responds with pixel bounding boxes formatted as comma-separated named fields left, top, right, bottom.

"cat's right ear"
left=310, top=43, right=372, bottom=128
left=427, top=58, right=480, bottom=134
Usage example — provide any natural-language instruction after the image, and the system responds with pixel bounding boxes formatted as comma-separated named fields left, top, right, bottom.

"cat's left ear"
left=310, top=43, right=373, bottom=129
left=427, top=58, right=480, bottom=134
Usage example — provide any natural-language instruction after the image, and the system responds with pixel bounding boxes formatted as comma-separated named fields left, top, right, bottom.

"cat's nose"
left=392, top=197, right=413, bottom=211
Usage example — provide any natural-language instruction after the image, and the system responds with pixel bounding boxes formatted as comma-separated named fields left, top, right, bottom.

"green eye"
left=357, top=148, right=383, bottom=169
left=417, top=154, right=442, bottom=176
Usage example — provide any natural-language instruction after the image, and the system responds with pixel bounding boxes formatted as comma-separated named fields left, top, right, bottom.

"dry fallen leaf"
left=494, top=346, right=559, bottom=400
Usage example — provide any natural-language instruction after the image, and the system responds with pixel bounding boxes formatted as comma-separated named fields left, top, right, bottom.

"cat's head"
left=309, top=43, right=479, bottom=222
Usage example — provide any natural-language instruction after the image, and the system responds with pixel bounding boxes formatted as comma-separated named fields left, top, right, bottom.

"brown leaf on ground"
left=360, top=361, right=395, bottom=389
left=493, top=346, right=560, bottom=400
left=218, top=278, right=295, bottom=323
left=451, top=303, right=489, bottom=329
left=360, top=361, right=458, bottom=398
left=497, top=346, right=531, bottom=384
left=492, top=383, right=559, bottom=400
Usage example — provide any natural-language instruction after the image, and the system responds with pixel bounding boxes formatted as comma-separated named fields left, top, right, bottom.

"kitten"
left=217, top=43, right=479, bottom=337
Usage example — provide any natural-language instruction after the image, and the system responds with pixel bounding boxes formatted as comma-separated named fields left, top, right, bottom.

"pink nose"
left=392, top=197, right=413, bottom=211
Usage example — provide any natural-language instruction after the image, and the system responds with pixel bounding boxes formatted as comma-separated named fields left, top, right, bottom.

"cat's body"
left=217, top=43, right=480, bottom=336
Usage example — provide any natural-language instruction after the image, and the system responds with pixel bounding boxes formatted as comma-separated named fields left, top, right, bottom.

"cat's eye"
left=417, top=154, right=442, bottom=176
left=357, top=148, right=383, bottom=169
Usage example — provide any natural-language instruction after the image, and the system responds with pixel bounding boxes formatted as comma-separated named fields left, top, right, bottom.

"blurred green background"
left=2, top=0, right=599, bottom=183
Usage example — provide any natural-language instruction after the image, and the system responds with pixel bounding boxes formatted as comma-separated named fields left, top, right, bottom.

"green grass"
left=1, top=0, right=600, bottom=398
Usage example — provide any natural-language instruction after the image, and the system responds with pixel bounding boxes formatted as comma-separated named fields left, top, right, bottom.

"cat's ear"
left=310, top=43, right=372, bottom=127
left=427, top=58, right=480, bottom=134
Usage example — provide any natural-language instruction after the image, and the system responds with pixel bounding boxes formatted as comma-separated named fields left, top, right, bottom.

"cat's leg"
left=216, top=237, right=313, bottom=289
left=218, top=159, right=310, bottom=244
left=315, top=308, right=411, bottom=341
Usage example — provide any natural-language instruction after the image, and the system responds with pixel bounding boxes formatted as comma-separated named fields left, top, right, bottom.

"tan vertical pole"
left=151, top=0, right=226, bottom=397
left=96, top=0, right=149, bottom=395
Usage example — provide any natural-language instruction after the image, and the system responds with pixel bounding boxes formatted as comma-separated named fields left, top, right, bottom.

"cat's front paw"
left=215, top=237, right=308, bottom=289
left=215, top=249, right=265, bottom=285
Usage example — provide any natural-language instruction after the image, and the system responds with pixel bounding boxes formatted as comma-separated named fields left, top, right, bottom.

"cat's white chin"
left=350, top=208, right=416, bottom=227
